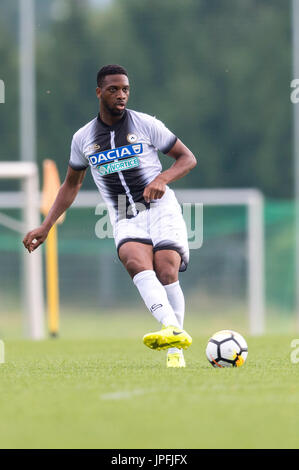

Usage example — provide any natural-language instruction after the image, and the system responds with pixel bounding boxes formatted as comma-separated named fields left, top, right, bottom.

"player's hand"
left=23, top=225, right=50, bottom=253
left=143, top=175, right=167, bottom=203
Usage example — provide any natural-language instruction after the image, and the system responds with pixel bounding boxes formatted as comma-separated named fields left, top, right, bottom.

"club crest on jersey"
left=88, top=143, right=143, bottom=166
left=127, top=133, right=138, bottom=143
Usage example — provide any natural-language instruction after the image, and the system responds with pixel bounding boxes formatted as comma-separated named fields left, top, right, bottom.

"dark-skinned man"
left=23, top=64, right=197, bottom=368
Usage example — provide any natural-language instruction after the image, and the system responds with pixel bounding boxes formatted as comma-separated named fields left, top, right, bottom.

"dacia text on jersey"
left=88, top=143, right=143, bottom=166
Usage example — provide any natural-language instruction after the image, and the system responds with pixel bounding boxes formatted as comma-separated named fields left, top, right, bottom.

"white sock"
left=164, top=281, right=185, bottom=328
left=133, top=270, right=180, bottom=328
left=164, top=280, right=185, bottom=355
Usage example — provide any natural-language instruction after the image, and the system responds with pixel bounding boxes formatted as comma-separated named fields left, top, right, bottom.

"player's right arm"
left=23, top=165, right=86, bottom=253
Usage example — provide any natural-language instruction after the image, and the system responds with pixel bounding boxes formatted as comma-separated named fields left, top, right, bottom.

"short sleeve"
left=149, top=117, right=177, bottom=154
left=69, top=134, right=89, bottom=170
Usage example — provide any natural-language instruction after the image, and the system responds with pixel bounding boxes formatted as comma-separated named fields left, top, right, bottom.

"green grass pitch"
left=0, top=314, right=299, bottom=449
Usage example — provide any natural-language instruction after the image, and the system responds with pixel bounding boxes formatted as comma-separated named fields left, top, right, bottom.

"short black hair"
left=97, top=64, right=128, bottom=87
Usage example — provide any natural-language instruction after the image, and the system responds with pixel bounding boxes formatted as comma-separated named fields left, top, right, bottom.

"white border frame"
left=69, top=189, right=265, bottom=335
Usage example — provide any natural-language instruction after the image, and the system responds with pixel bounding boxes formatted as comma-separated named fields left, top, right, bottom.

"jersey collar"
left=97, top=109, right=127, bottom=131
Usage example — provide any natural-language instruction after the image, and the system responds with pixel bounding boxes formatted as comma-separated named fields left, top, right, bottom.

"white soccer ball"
left=206, top=330, right=248, bottom=368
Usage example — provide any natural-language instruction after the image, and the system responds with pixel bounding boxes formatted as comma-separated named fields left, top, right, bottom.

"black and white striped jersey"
left=69, top=109, right=177, bottom=222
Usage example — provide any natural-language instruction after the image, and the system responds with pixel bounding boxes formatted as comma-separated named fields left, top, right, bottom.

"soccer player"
left=23, top=64, right=197, bottom=368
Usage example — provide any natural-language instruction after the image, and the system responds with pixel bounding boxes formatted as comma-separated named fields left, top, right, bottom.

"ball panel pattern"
left=206, top=330, right=248, bottom=368
left=220, top=339, right=241, bottom=361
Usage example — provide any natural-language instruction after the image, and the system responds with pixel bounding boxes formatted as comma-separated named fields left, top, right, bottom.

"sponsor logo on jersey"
left=98, top=156, right=140, bottom=176
left=86, top=143, right=101, bottom=155
left=127, top=133, right=138, bottom=143
left=89, top=143, right=143, bottom=166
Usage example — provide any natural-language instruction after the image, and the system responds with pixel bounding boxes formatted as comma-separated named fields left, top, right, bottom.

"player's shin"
left=133, top=270, right=180, bottom=328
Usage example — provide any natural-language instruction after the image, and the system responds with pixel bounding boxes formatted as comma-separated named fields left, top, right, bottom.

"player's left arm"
left=143, top=139, right=197, bottom=203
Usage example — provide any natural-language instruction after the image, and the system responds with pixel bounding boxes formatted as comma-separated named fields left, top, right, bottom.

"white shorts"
left=113, top=188, right=189, bottom=272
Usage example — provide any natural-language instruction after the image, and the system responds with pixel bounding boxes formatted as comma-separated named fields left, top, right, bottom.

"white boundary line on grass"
left=101, top=389, right=148, bottom=400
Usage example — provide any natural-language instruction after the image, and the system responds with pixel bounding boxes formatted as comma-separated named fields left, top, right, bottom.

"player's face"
left=96, top=74, right=130, bottom=116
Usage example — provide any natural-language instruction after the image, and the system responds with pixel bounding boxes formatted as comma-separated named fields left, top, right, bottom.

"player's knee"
left=124, top=258, right=150, bottom=278
left=156, top=265, right=178, bottom=286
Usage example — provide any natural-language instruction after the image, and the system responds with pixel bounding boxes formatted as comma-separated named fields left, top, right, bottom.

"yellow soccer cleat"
left=143, top=325, right=192, bottom=351
left=167, top=352, right=186, bottom=368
